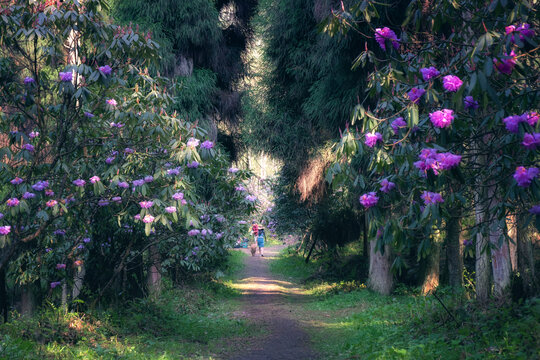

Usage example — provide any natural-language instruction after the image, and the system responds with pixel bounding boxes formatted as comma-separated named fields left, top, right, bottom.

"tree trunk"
left=487, top=185, right=511, bottom=301
left=422, top=229, right=442, bottom=295
left=506, top=216, right=518, bottom=271
left=363, top=214, right=368, bottom=258
left=446, top=213, right=463, bottom=289
left=72, top=264, right=86, bottom=300
left=0, top=268, right=6, bottom=323
left=516, top=214, right=537, bottom=297
left=147, top=245, right=162, bottom=296
left=475, top=191, right=491, bottom=303
left=20, top=285, right=34, bottom=316
left=368, top=240, right=393, bottom=295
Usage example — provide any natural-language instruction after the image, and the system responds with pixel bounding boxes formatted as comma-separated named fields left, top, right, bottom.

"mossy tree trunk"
left=422, top=229, right=442, bottom=295
left=368, top=240, right=393, bottom=295
left=445, top=213, right=463, bottom=289
left=516, top=214, right=537, bottom=297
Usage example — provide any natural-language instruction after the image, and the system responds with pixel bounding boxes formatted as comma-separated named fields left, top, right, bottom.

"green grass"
left=0, top=250, right=254, bottom=360
left=270, top=250, right=540, bottom=360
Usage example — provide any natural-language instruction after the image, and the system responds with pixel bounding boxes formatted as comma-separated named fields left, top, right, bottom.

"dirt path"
left=228, top=245, right=318, bottom=360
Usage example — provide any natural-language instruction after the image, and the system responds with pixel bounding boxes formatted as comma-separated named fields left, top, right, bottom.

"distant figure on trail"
left=256, top=227, right=266, bottom=257
left=251, top=220, right=259, bottom=240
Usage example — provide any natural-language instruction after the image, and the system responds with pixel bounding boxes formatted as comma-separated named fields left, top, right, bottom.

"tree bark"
left=516, top=214, right=537, bottom=297
left=20, top=285, right=34, bottom=316
left=506, top=216, right=518, bottom=271
left=368, top=240, right=393, bottom=295
left=446, top=213, right=463, bottom=289
left=475, top=191, right=491, bottom=303
left=147, top=244, right=162, bottom=296
left=0, top=268, right=6, bottom=323
left=422, top=229, right=442, bottom=295
left=72, top=264, right=86, bottom=300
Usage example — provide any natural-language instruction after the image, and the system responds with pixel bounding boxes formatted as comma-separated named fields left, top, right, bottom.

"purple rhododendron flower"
left=59, top=71, right=72, bottom=82
left=365, top=132, right=383, bottom=148
left=89, top=176, right=100, bottom=184
left=106, top=98, right=117, bottom=107
left=56, top=263, right=66, bottom=270
left=167, top=168, right=180, bottom=176
left=45, top=189, right=54, bottom=197
left=188, top=229, right=200, bottom=236
left=53, top=229, right=66, bottom=235
left=172, top=192, right=184, bottom=200
left=186, top=138, right=200, bottom=148
left=106, top=157, right=115, bottom=164
left=506, top=23, right=535, bottom=43
left=421, top=191, right=444, bottom=205
left=117, top=181, right=129, bottom=189
left=110, top=122, right=125, bottom=128
left=379, top=178, right=396, bottom=193
left=112, top=196, right=122, bottom=203
left=98, top=199, right=109, bottom=206
left=83, top=237, right=91, bottom=243
left=522, top=133, right=540, bottom=150
left=142, top=215, right=154, bottom=223
left=245, top=195, right=257, bottom=202
left=494, top=51, right=517, bottom=75
left=23, top=192, right=35, bottom=199
left=390, top=117, right=407, bottom=134
left=429, top=109, right=454, bottom=128
left=50, top=281, right=62, bottom=289
left=442, top=75, right=463, bottom=92
left=420, top=66, right=440, bottom=81
left=414, top=148, right=461, bottom=175
left=374, top=27, right=399, bottom=50
left=514, top=166, right=539, bottom=187
left=187, top=161, right=199, bottom=168
left=502, top=114, right=525, bottom=133
left=10, top=177, right=23, bottom=185
left=134, top=214, right=141, bottom=220
left=46, top=200, right=57, bottom=207
left=132, top=179, right=145, bottom=187
left=463, top=239, right=473, bottom=246
left=0, top=226, right=11, bottom=235
left=529, top=205, right=540, bottom=215
left=0, top=213, right=3, bottom=219
left=32, top=180, right=49, bottom=191
left=23, top=144, right=35, bottom=152
left=235, top=185, right=246, bottom=192
left=144, top=175, right=154, bottom=183
left=165, top=206, right=176, bottom=213
left=24, top=76, right=35, bottom=84
left=359, top=192, right=379, bottom=208
left=228, top=167, right=239, bottom=173
left=124, top=147, right=134, bottom=154
left=73, top=178, right=86, bottom=187
left=84, top=112, right=94, bottom=118
left=6, top=198, right=19, bottom=207
left=201, top=140, right=214, bottom=149
left=99, top=65, right=112, bottom=75
left=29, top=131, right=39, bottom=138
left=216, top=233, right=223, bottom=240
left=139, top=201, right=153, bottom=209
left=408, top=88, right=425, bottom=103
left=523, top=111, right=539, bottom=127
left=464, top=96, right=479, bottom=109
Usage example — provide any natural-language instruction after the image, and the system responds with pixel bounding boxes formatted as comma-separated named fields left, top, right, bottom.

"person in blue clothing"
left=256, top=227, right=266, bottom=257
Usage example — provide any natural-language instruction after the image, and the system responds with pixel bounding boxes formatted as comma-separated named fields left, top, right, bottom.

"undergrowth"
left=271, top=249, right=540, bottom=360
left=0, top=250, right=251, bottom=360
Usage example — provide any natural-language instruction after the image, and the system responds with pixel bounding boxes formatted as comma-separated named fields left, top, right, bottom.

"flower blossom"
left=53, top=229, right=65, bottom=235
left=506, top=23, right=535, bottom=44
left=32, top=180, right=49, bottom=191
left=124, top=147, right=135, bottom=154
left=494, top=51, right=517, bottom=75
left=106, top=98, right=117, bottom=107
left=420, top=66, right=440, bottom=81
left=201, top=140, right=214, bottom=149
left=132, top=179, right=145, bottom=187
left=522, top=133, right=540, bottom=150
left=374, top=27, right=399, bottom=50
left=359, top=192, right=379, bottom=208
left=502, top=114, right=525, bottom=133
left=110, top=122, right=124, bottom=128
left=429, top=109, right=454, bottom=128
left=523, top=111, right=539, bottom=127
left=172, top=192, right=184, bottom=200
left=144, top=176, right=154, bottom=183
left=529, top=205, right=540, bottom=215
left=46, top=200, right=58, bottom=207
left=188, top=229, right=200, bottom=236
left=187, top=161, right=199, bottom=168
left=167, top=168, right=180, bottom=176
left=98, top=65, right=112, bottom=75
left=142, top=214, right=155, bottom=223
left=0, top=226, right=11, bottom=235
left=84, top=111, right=94, bottom=118
left=235, top=185, right=246, bottom=192
left=365, top=132, right=383, bottom=148
left=117, top=181, right=129, bottom=189
left=29, top=131, right=39, bottom=138
left=10, top=177, right=23, bottom=185
left=89, top=176, right=100, bottom=184
left=390, top=117, right=407, bottom=134
left=165, top=206, right=176, bottom=213
left=56, top=263, right=66, bottom=270
left=421, top=191, right=444, bottom=205
left=106, top=157, right=115, bottom=164
left=228, top=167, right=239, bottom=173
left=45, top=189, right=54, bottom=197
left=24, top=77, right=35, bottom=84
left=59, top=71, right=72, bottom=82
left=98, top=199, right=109, bottom=206
left=6, top=198, right=19, bottom=207
left=414, top=148, right=461, bottom=175
left=112, top=196, right=122, bottom=203
left=513, top=166, right=539, bottom=187
left=139, top=201, right=154, bottom=209
left=464, top=96, right=479, bottom=109
left=134, top=214, right=141, bottom=221
left=186, top=138, right=200, bottom=148
left=245, top=195, right=257, bottom=202
left=50, top=281, right=62, bottom=289
left=23, top=144, right=35, bottom=152
left=23, top=192, right=35, bottom=199
left=408, top=87, right=425, bottom=103
left=379, top=179, right=396, bottom=193
left=442, top=75, right=463, bottom=92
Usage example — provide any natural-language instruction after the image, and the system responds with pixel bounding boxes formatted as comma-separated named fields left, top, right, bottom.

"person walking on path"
left=256, top=227, right=266, bottom=257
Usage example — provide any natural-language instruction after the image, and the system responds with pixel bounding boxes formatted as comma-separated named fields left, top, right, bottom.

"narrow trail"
left=228, top=245, right=318, bottom=360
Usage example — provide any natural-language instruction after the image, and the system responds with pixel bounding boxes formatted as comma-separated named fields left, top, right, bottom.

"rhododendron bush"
left=0, top=0, right=254, bottom=303
left=324, top=0, right=538, bottom=297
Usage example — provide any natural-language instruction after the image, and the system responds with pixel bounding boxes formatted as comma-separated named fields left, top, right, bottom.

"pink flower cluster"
left=187, top=138, right=200, bottom=148
left=505, top=23, right=534, bottom=43
left=442, top=75, right=463, bottom=92
left=522, top=133, right=540, bottom=150
left=390, top=117, right=407, bottom=134
left=142, top=214, right=154, bottom=223
left=139, top=201, right=153, bottom=209
left=493, top=51, right=517, bottom=75
left=503, top=112, right=538, bottom=133
left=365, top=132, right=383, bottom=148
left=10, top=177, right=23, bottom=185
left=0, top=226, right=11, bottom=235
left=359, top=192, right=379, bottom=208
left=514, top=166, right=539, bottom=187
left=420, top=66, right=440, bottom=81
left=374, top=27, right=399, bottom=50
left=6, top=198, right=19, bottom=207
left=379, top=179, right=395, bottom=193
left=421, top=191, right=444, bottom=205
left=414, top=148, right=461, bottom=175
left=429, top=109, right=454, bottom=128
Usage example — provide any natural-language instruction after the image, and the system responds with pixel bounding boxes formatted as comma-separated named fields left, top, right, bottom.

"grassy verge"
left=270, top=249, right=540, bottom=360
left=0, top=250, right=253, bottom=360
